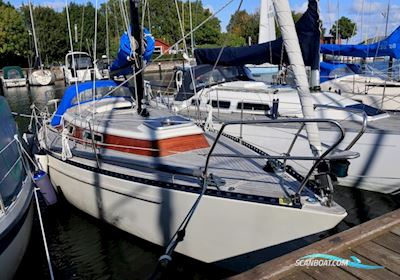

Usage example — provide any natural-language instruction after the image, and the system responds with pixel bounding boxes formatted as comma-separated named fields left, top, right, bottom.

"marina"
left=1, top=0, right=400, bottom=279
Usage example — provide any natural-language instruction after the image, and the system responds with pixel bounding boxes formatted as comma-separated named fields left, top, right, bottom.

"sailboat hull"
left=321, top=74, right=400, bottom=111
left=0, top=179, right=34, bottom=280
left=222, top=124, right=400, bottom=194
left=29, top=70, right=55, bottom=86
left=46, top=153, right=346, bottom=263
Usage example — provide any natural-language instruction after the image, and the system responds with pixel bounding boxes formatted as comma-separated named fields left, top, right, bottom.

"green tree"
left=329, top=16, right=357, bottom=40
left=0, top=2, right=29, bottom=63
left=219, top=32, right=246, bottom=47
left=21, top=5, right=67, bottom=65
left=227, top=10, right=259, bottom=44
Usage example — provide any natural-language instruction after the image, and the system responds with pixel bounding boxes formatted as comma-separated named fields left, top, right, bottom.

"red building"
left=320, top=35, right=342, bottom=45
left=154, top=39, right=171, bottom=54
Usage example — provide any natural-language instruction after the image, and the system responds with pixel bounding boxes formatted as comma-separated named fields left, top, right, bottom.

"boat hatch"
left=144, top=115, right=193, bottom=130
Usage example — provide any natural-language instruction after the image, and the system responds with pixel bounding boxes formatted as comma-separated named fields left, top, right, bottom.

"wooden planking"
left=373, top=232, right=400, bottom=254
left=351, top=241, right=400, bottom=275
left=339, top=251, right=400, bottom=280
left=301, top=266, right=359, bottom=280
left=229, top=209, right=400, bottom=280
left=391, top=226, right=400, bottom=237
left=282, top=271, right=315, bottom=280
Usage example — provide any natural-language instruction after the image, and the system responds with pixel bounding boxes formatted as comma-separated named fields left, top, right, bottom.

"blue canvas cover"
left=194, top=0, right=320, bottom=70
left=51, top=80, right=119, bottom=127
left=110, top=28, right=155, bottom=75
left=321, top=26, right=400, bottom=58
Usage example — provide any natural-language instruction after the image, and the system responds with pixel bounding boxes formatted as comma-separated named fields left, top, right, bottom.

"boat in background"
left=27, top=0, right=55, bottom=86
left=320, top=61, right=400, bottom=111
left=29, top=69, right=55, bottom=86
left=166, top=0, right=400, bottom=194
left=0, top=66, right=27, bottom=88
left=320, top=26, right=400, bottom=111
left=0, top=96, right=34, bottom=280
left=63, top=51, right=96, bottom=86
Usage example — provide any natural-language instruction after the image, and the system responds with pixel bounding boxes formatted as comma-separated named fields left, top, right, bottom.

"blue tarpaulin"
left=321, top=26, right=400, bottom=59
left=110, top=28, right=155, bottom=75
left=194, top=0, right=320, bottom=70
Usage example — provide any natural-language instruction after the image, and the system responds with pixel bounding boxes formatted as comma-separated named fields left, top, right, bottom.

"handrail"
left=203, top=118, right=347, bottom=200
left=314, top=104, right=368, bottom=150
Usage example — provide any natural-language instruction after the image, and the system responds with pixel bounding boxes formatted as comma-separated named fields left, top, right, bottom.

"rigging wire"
left=79, top=0, right=238, bottom=116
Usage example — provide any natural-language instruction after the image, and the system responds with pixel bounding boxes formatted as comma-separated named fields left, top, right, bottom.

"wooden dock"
left=230, top=209, right=400, bottom=280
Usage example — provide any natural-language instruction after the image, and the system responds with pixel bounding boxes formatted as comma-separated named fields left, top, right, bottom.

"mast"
left=28, top=0, right=40, bottom=69
left=272, top=0, right=322, bottom=155
left=105, top=2, right=110, bottom=60
left=259, top=0, right=276, bottom=43
left=129, top=0, right=145, bottom=115
left=385, top=0, right=393, bottom=79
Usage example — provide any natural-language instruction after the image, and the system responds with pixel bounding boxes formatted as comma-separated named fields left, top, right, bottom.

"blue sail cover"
left=110, top=28, right=155, bottom=75
left=51, top=80, right=118, bottom=126
left=194, top=0, right=321, bottom=69
left=321, top=26, right=400, bottom=58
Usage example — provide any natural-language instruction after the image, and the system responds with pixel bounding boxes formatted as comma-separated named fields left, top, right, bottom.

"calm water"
left=2, top=81, right=399, bottom=279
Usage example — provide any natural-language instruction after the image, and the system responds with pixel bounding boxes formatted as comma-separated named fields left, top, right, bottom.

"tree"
left=21, top=5, right=67, bottom=65
left=0, top=2, right=29, bottom=65
left=227, top=10, right=259, bottom=44
left=219, top=32, right=246, bottom=47
left=329, top=16, right=357, bottom=40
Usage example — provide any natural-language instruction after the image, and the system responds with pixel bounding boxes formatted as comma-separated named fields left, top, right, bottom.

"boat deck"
left=44, top=112, right=309, bottom=201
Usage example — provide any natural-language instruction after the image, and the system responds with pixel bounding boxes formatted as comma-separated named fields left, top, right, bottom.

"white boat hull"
left=223, top=124, right=400, bottom=194
left=46, top=154, right=346, bottom=263
left=29, top=69, right=55, bottom=86
left=1, top=77, right=27, bottom=88
left=321, top=75, right=400, bottom=111
left=0, top=178, right=34, bottom=280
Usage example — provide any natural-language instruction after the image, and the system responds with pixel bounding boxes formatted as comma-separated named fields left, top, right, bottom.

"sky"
left=9, top=0, right=400, bottom=44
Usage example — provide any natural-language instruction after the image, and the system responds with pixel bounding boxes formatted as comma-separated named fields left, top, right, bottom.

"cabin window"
left=191, top=99, right=200, bottom=106
left=66, top=125, right=75, bottom=135
left=83, top=131, right=104, bottom=143
left=211, top=100, right=231, bottom=109
left=237, top=102, right=270, bottom=111
left=190, top=69, right=225, bottom=90
left=345, top=104, right=385, bottom=116
left=67, top=54, right=94, bottom=69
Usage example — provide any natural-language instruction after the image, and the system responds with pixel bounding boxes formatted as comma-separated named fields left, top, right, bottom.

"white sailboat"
left=27, top=0, right=55, bottom=86
left=35, top=0, right=351, bottom=263
left=320, top=63, right=400, bottom=111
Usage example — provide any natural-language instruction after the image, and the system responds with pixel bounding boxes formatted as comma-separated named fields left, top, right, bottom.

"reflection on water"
left=2, top=82, right=399, bottom=279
